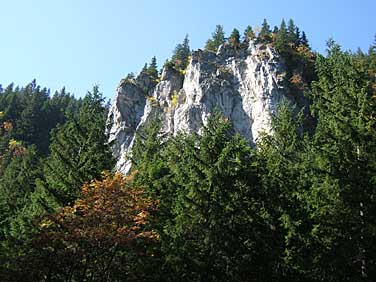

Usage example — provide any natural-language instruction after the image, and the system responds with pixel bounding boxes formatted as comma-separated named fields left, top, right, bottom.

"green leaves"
left=171, top=34, right=191, bottom=71
left=43, top=86, right=114, bottom=207
left=157, top=113, right=278, bottom=281
left=205, top=24, right=225, bottom=52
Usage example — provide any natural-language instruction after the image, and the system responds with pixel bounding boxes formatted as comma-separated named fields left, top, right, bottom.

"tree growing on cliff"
left=171, top=34, right=191, bottom=71
left=147, top=56, right=159, bottom=80
left=287, top=19, right=296, bottom=44
left=274, top=19, right=289, bottom=52
left=205, top=24, right=225, bottom=52
left=244, top=25, right=256, bottom=42
left=258, top=19, right=272, bottom=42
left=229, top=28, right=240, bottom=49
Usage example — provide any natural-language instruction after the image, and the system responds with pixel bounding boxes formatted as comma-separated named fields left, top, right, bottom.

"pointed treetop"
left=287, top=19, right=296, bottom=42
left=147, top=56, right=158, bottom=79
left=171, top=34, right=191, bottom=70
left=301, top=31, right=309, bottom=47
left=258, top=19, right=271, bottom=42
left=205, top=24, right=225, bottom=52
left=294, top=26, right=301, bottom=45
left=141, top=63, right=148, bottom=73
left=229, top=28, right=240, bottom=48
left=274, top=19, right=288, bottom=52
left=244, top=25, right=256, bottom=41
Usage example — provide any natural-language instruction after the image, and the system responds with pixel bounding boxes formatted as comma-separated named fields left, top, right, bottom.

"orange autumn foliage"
left=40, top=172, right=159, bottom=246
left=2, top=121, right=13, bottom=132
left=289, top=73, right=305, bottom=90
left=30, top=172, right=161, bottom=281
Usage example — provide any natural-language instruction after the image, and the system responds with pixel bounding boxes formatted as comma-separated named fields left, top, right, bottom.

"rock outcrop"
left=107, top=41, right=291, bottom=173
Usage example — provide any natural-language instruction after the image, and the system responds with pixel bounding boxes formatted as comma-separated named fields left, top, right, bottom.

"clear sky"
left=0, top=0, right=375, bottom=99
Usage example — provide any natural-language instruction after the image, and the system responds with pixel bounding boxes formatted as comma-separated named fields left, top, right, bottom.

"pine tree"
left=43, top=86, right=114, bottom=206
left=0, top=146, right=41, bottom=239
left=0, top=145, right=44, bottom=279
left=258, top=19, right=271, bottom=42
left=274, top=19, right=289, bottom=52
left=229, top=28, right=240, bottom=49
left=171, top=34, right=191, bottom=70
left=205, top=24, right=225, bottom=52
left=301, top=31, right=309, bottom=47
left=132, top=114, right=167, bottom=196
left=141, top=63, right=148, bottom=73
left=163, top=113, right=277, bottom=281
left=17, top=86, right=50, bottom=153
left=147, top=56, right=158, bottom=80
left=287, top=19, right=296, bottom=43
left=258, top=100, right=313, bottom=280
left=243, top=25, right=256, bottom=42
left=303, top=42, right=376, bottom=280
left=294, top=26, right=301, bottom=45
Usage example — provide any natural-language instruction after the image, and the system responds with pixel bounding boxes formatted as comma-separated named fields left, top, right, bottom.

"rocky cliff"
left=107, top=41, right=293, bottom=173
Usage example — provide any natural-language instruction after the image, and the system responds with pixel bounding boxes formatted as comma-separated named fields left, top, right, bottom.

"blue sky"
left=0, top=0, right=375, bottom=99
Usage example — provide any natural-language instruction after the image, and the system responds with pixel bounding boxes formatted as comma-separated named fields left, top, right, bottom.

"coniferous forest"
left=1, top=19, right=376, bottom=281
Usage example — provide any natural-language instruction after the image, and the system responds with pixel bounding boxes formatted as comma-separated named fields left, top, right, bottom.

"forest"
left=0, top=19, right=376, bottom=281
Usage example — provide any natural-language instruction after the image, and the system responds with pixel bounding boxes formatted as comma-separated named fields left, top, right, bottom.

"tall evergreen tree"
left=294, top=26, right=301, bottom=45
left=287, top=19, right=296, bottom=43
left=132, top=114, right=168, bottom=197
left=243, top=25, right=256, bottom=42
left=162, top=113, right=278, bottom=281
left=43, top=86, right=114, bottom=206
left=17, top=86, right=50, bottom=153
left=229, top=28, right=240, bottom=49
left=258, top=19, right=271, bottom=42
left=147, top=56, right=158, bottom=80
left=274, top=19, right=289, bottom=52
left=0, top=146, right=41, bottom=239
left=171, top=34, right=191, bottom=70
left=205, top=24, right=226, bottom=52
left=301, top=31, right=309, bottom=47
left=258, top=100, right=313, bottom=281
left=141, top=63, right=148, bottom=73
left=300, top=41, right=376, bottom=281
left=0, top=145, right=44, bottom=279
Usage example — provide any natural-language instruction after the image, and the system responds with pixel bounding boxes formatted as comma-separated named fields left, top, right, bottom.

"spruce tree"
left=141, top=63, right=148, bottom=73
left=229, top=28, right=240, bottom=49
left=258, top=19, right=271, bottom=42
left=258, top=100, right=312, bottom=280
left=274, top=19, right=289, bottom=52
left=301, top=31, right=309, bottom=46
left=0, top=146, right=41, bottom=240
left=287, top=19, right=296, bottom=43
left=163, top=113, right=277, bottom=281
left=302, top=41, right=376, bottom=280
left=132, top=114, right=168, bottom=197
left=205, top=24, right=225, bottom=52
left=294, top=26, right=301, bottom=45
left=43, top=86, right=114, bottom=206
left=147, top=56, right=158, bottom=80
left=243, top=25, right=256, bottom=42
left=17, top=86, right=50, bottom=154
left=171, top=34, right=191, bottom=70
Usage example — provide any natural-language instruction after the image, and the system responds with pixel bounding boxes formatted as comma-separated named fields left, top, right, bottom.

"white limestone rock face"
left=106, top=74, right=151, bottom=172
left=107, top=41, right=290, bottom=174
